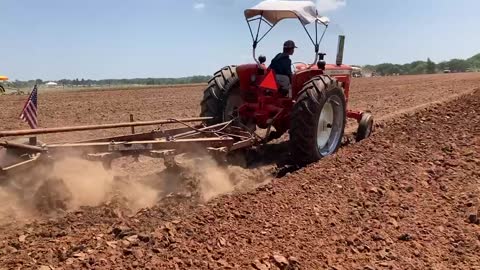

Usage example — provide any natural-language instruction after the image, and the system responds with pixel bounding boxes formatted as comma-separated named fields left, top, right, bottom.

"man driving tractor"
left=268, top=40, right=297, bottom=97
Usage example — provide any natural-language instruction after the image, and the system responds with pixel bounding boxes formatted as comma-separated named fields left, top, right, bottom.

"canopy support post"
left=246, top=12, right=275, bottom=64
left=254, top=12, right=263, bottom=44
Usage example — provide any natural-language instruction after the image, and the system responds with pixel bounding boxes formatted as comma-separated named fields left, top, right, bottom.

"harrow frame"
left=0, top=117, right=259, bottom=180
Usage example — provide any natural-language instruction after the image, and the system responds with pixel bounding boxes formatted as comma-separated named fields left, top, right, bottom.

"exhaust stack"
left=336, top=35, right=345, bottom=66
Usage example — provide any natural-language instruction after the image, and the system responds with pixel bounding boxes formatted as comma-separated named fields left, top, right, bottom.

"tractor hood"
left=244, top=0, right=329, bottom=26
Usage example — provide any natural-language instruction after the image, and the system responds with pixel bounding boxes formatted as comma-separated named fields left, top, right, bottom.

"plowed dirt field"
left=0, top=73, right=479, bottom=269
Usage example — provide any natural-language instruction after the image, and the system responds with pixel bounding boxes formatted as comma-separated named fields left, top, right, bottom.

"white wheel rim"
left=317, top=101, right=334, bottom=149
left=316, top=96, right=344, bottom=156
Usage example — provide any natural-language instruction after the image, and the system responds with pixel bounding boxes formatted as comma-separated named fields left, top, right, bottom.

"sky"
left=1, top=0, right=479, bottom=81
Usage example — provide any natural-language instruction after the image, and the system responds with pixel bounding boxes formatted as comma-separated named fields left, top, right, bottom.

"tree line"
left=9, top=53, right=480, bottom=88
left=10, top=75, right=211, bottom=89
left=363, top=53, right=480, bottom=76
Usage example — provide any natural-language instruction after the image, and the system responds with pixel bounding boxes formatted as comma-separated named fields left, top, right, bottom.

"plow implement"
left=0, top=117, right=259, bottom=182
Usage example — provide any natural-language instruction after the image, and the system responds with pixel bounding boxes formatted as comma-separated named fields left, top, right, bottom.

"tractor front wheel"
left=355, top=111, right=374, bottom=142
left=289, top=75, right=346, bottom=165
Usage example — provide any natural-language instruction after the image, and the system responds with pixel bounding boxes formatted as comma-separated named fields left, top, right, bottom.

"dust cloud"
left=175, top=150, right=273, bottom=202
left=50, top=157, right=162, bottom=212
left=185, top=155, right=236, bottom=202
left=52, top=157, right=114, bottom=209
left=0, top=187, right=33, bottom=224
left=0, top=151, right=273, bottom=224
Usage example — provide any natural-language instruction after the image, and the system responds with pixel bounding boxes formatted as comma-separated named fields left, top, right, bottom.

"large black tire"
left=200, top=66, right=237, bottom=125
left=289, top=75, right=347, bottom=165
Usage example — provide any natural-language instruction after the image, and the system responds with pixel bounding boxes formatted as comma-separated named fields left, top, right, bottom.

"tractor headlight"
left=250, top=74, right=256, bottom=83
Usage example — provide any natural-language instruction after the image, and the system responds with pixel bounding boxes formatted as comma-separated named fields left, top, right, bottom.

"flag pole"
left=29, top=134, right=37, bottom=146
left=19, top=84, right=38, bottom=146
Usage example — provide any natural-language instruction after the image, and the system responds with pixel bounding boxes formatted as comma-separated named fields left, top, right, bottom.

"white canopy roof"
left=244, top=0, right=329, bottom=26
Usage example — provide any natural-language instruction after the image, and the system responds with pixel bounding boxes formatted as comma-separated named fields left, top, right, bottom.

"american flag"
left=19, top=85, right=38, bottom=129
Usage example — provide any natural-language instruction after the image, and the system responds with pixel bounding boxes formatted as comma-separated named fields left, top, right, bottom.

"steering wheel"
left=292, top=61, right=308, bottom=72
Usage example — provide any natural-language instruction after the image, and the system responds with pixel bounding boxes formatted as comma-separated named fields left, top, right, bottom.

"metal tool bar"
left=0, top=154, right=41, bottom=174
left=46, top=137, right=235, bottom=154
left=230, top=138, right=256, bottom=151
left=173, top=121, right=232, bottom=139
left=0, top=141, right=46, bottom=153
left=0, top=117, right=213, bottom=138
left=76, top=126, right=194, bottom=143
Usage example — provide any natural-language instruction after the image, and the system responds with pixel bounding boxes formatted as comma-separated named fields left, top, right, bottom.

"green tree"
left=146, top=78, right=155, bottom=85
left=446, top=59, right=469, bottom=72
left=467, top=53, right=480, bottom=71
left=374, top=63, right=403, bottom=75
left=426, top=58, right=436, bottom=74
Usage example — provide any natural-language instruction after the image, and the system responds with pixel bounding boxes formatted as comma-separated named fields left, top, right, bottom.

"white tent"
left=45, top=81, right=58, bottom=86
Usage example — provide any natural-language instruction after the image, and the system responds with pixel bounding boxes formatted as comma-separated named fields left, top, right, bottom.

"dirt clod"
left=18, top=235, right=26, bottom=242
left=111, top=225, right=134, bottom=239
left=272, top=254, right=289, bottom=267
left=468, top=211, right=479, bottom=225
left=398, top=233, right=413, bottom=241
left=138, top=233, right=151, bottom=242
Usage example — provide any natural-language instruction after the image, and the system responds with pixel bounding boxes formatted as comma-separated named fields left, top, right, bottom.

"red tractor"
left=200, top=1, right=373, bottom=166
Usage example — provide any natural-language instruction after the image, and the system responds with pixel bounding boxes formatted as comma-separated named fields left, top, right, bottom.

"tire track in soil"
left=0, top=89, right=478, bottom=269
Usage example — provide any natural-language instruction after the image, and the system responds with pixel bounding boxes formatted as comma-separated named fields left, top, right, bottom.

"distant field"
left=8, top=83, right=208, bottom=94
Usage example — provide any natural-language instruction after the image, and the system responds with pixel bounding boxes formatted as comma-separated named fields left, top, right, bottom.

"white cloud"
left=193, top=2, right=206, bottom=10
left=259, top=0, right=346, bottom=13
left=316, top=0, right=346, bottom=13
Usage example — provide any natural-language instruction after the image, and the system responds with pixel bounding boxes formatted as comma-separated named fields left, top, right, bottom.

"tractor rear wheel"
left=200, top=66, right=237, bottom=125
left=221, top=78, right=242, bottom=122
left=199, top=76, right=252, bottom=165
left=289, top=75, right=346, bottom=165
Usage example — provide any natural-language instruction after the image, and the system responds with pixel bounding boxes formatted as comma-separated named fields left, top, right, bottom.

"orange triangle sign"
left=259, top=69, right=278, bottom=91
